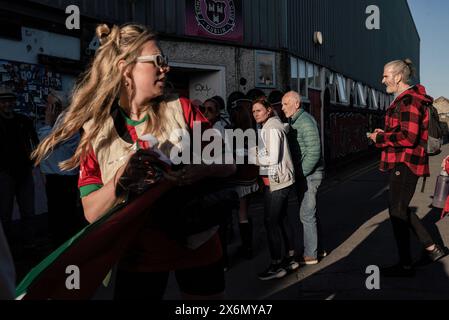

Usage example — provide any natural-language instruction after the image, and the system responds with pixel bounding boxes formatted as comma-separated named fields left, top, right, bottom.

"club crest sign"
left=186, top=0, right=243, bottom=42
left=194, top=0, right=236, bottom=36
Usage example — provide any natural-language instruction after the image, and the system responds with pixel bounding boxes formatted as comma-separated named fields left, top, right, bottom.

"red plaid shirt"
left=376, top=85, right=433, bottom=177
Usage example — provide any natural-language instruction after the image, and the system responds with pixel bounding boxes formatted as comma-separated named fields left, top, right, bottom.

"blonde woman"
left=33, top=23, right=236, bottom=299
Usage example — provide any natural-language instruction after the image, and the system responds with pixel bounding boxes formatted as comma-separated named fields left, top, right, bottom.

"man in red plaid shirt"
left=369, top=59, right=447, bottom=277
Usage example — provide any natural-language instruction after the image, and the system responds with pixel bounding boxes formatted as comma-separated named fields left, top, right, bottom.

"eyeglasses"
left=136, top=54, right=169, bottom=69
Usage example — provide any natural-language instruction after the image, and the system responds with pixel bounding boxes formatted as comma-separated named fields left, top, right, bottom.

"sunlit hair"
left=32, top=23, right=176, bottom=170
left=284, top=91, right=301, bottom=105
left=384, top=58, right=415, bottom=84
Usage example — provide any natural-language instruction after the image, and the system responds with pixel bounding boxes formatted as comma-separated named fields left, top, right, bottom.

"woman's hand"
left=115, top=149, right=164, bottom=196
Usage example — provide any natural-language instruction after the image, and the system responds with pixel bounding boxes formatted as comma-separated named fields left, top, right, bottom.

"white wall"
left=169, top=61, right=226, bottom=102
left=189, top=71, right=225, bottom=102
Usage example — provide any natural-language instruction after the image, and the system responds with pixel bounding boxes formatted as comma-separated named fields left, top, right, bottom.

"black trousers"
left=388, top=164, right=434, bottom=265
left=114, top=259, right=225, bottom=300
left=45, top=174, right=86, bottom=248
left=0, top=169, right=35, bottom=229
left=264, top=186, right=295, bottom=261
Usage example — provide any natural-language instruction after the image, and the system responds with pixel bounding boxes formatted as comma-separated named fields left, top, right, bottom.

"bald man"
left=282, top=91, right=325, bottom=265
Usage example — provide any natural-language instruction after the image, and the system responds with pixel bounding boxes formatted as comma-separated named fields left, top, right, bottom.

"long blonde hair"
left=33, top=23, right=175, bottom=170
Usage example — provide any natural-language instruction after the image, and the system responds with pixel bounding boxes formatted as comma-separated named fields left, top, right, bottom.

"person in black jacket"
left=0, top=86, right=38, bottom=245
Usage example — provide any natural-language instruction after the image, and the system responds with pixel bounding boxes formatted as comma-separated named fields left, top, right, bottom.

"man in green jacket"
left=282, top=91, right=325, bottom=265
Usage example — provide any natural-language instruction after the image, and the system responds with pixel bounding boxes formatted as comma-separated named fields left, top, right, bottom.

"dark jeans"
left=388, top=164, right=435, bottom=265
left=0, top=170, right=35, bottom=234
left=263, top=185, right=295, bottom=261
left=45, top=174, right=86, bottom=248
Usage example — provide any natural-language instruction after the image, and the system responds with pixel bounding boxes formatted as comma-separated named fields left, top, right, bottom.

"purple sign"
left=185, top=0, right=243, bottom=42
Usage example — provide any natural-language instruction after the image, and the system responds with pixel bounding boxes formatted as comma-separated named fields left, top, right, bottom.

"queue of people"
left=0, top=22, right=448, bottom=300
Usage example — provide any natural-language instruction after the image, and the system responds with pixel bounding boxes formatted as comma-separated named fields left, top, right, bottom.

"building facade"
left=0, top=0, right=420, bottom=169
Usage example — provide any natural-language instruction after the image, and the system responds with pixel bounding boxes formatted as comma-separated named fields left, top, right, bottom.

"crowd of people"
left=0, top=23, right=448, bottom=300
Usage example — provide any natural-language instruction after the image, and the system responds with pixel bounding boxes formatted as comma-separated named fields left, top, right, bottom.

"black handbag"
left=150, top=181, right=240, bottom=241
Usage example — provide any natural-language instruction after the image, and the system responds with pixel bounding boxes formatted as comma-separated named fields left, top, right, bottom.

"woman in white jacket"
left=252, top=98, right=298, bottom=281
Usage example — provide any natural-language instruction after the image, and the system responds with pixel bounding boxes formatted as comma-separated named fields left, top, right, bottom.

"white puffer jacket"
left=258, top=116, right=295, bottom=192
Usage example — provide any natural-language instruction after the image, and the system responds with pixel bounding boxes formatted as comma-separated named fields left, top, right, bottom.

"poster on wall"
left=185, top=0, right=243, bottom=42
left=255, top=51, right=276, bottom=88
left=0, top=59, right=62, bottom=120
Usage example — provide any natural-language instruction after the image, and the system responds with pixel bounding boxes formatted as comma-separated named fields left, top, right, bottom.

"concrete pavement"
left=166, top=145, right=449, bottom=300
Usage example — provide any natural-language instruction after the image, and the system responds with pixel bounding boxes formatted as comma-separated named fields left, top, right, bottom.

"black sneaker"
left=318, top=249, right=328, bottom=259
left=282, top=256, right=300, bottom=273
left=427, top=244, right=448, bottom=263
left=381, top=264, right=415, bottom=278
left=258, top=264, right=287, bottom=281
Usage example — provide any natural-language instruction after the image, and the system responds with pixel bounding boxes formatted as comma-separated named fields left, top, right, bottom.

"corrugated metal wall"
left=285, top=0, right=420, bottom=90
left=27, top=0, right=419, bottom=90
left=28, top=0, right=132, bottom=23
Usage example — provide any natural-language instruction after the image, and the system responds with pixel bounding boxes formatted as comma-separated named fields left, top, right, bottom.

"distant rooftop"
left=434, top=96, right=449, bottom=114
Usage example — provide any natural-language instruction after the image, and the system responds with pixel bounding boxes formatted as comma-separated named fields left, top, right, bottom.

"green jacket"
left=288, top=109, right=324, bottom=177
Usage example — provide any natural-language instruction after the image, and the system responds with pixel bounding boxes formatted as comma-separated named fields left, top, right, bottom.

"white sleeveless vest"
left=83, top=98, right=188, bottom=185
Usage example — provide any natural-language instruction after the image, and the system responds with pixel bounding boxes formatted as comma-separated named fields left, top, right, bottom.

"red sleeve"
left=179, top=97, right=212, bottom=131
left=78, top=146, right=103, bottom=188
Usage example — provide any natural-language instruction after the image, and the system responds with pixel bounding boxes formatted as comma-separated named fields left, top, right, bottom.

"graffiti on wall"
left=0, top=59, right=62, bottom=118
left=194, top=82, right=216, bottom=99
left=327, top=112, right=370, bottom=160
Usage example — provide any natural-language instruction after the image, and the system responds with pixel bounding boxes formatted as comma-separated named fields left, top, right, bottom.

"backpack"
left=425, top=103, right=444, bottom=156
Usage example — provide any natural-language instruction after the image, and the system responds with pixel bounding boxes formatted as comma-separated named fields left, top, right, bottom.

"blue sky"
left=408, top=0, right=449, bottom=99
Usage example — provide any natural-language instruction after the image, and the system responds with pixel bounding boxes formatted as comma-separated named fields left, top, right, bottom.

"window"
left=381, top=92, right=387, bottom=110
left=330, top=83, right=337, bottom=103
left=325, top=69, right=334, bottom=86
left=347, top=79, right=355, bottom=106
left=298, top=60, right=309, bottom=97
left=379, top=93, right=385, bottom=110
left=290, top=57, right=298, bottom=95
left=336, top=74, right=348, bottom=104
left=255, top=51, right=276, bottom=88
left=299, top=60, right=307, bottom=98
left=370, top=89, right=378, bottom=109
left=290, top=57, right=298, bottom=78
left=357, top=83, right=367, bottom=106
left=305, top=62, right=314, bottom=87
left=290, top=57, right=307, bottom=99
left=313, top=65, right=321, bottom=89
left=289, top=57, right=324, bottom=98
